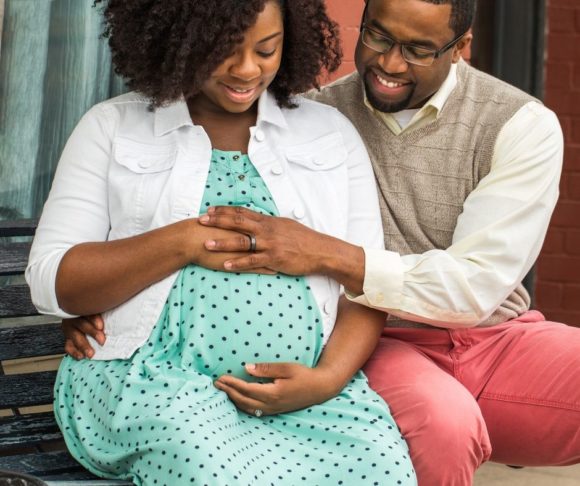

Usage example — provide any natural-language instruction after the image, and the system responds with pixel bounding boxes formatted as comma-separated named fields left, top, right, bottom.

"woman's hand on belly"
left=213, top=362, right=340, bottom=416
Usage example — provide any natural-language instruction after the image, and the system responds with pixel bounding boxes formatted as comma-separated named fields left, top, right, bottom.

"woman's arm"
left=56, top=219, right=249, bottom=315
left=213, top=295, right=385, bottom=415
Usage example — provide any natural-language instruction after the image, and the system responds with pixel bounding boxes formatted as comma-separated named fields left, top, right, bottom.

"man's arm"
left=199, top=102, right=563, bottom=327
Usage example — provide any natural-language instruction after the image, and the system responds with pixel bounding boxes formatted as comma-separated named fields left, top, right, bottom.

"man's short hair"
left=421, top=0, right=477, bottom=35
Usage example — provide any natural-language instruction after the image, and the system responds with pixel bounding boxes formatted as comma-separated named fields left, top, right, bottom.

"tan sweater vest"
left=309, top=60, right=536, bottom=327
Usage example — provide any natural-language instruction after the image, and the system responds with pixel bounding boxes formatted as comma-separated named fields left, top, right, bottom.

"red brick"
left=550, top=0, right=580, bottom=9
left=567, top=172, right=580, bottom=198
left=573, top=64, right=580, bottom=90
left=547, top=33, right=580, bottom=62
left=541, top=228, right=566, bottom=254
left=545, top=62, right=572, bottom=90
left=327, top=0, right=364, bottom=28
left=563, top=284, right=580, bottom=309
left=563, top=145, right=580, bottom=171
left=549, top=7, right=577, bottom=33
left=550, top=201, right=580, bottom=227
left=545, top=90, right=580, bottom=116
left=565, top=230, right=580, bottom=254
left=536, top=309, right=580, bottom=327
left=569, top=117, right=580, bottom=142
left=538, top=255, right=580, bottom=281
left=536, top=281, right=564, bottom=308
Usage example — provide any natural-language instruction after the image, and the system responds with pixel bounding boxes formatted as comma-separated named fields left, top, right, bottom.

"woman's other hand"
left=62, top=314, right=105, bottom=360
left=213, top=362, right=341, bottom=416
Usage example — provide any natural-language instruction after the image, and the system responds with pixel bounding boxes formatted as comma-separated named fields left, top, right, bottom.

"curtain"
left=0, top=0, right=127, bottom=221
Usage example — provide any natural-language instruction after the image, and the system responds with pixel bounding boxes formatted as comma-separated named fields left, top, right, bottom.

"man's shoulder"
left=459, top=61, right=539, bottom=104
left=305, top=72, right=363, bottom=108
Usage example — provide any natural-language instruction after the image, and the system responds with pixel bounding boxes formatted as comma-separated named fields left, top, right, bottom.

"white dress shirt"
left=351, top=63, right=564, bottom=327
left=26, top=90, right=384, bottom=359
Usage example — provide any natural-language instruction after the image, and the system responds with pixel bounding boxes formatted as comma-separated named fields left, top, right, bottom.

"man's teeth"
left=375, top=74, right=403, bottom=88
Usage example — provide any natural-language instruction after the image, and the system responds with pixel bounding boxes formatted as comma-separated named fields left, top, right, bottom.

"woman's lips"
left=221, top=83, right=259, bottom=103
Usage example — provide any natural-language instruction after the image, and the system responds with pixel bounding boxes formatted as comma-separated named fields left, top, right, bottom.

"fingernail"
left=205, top=240, right=216, bottom=249
left=224, top=261, right=233, bottom=270
left=246, top=363, right=256, bottom=371
left=199, top=215, right=209, bottom=223
left=207, top=207, right=215, bottom=214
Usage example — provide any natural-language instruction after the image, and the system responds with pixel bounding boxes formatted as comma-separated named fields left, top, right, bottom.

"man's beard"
left=364, top=73, right=415, bottom=113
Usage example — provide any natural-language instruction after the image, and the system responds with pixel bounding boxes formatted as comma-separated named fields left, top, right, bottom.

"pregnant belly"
left=167, top=267, right=324, bottom=380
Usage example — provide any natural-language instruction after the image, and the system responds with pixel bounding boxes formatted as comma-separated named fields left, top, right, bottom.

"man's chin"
left=365, top=79, right=414, bottom=114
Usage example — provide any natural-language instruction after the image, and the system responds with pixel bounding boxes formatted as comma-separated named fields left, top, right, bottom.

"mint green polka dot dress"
left=54, top=150, right=416, bottom=486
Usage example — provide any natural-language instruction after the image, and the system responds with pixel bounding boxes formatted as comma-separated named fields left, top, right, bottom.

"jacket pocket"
left=284, top=132, right=347, bottom=170
left=113, top=137, right=177, bottom=173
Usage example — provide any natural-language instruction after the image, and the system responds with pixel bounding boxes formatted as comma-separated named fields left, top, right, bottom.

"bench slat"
left=0, top=450, right=91, bottom=479
left=0, top=219, right=38, bottom=237
left=0, top=284, right=38, bottom=318
left=0, top=323, right=64, bottom=360
left=0, top=243, right=32, bottom=276
left=0, top=371, right=57, bottom=409
left=0, top=412, right=62, bottom=450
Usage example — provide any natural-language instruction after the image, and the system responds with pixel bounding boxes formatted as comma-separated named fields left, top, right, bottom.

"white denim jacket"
left=26, top=90, right=384, bottom=360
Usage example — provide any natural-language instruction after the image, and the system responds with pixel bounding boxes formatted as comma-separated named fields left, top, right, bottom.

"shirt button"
left=312, top=157, right=325, bottom=166
left=138, top=160, right=151, bottom=169
left=238, top=174, right=245, bottom=181
left=255, top=129, right=266, bottom=142
left=233, top=155, right=240, bottom=161
left=323, top=301, right=332, bottom=315
left=271, top=164, right=283, bottom=175
left=293, top=207, right=305, bottom=219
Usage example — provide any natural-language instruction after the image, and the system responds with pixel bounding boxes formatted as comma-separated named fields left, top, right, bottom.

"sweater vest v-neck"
left=310, top=60, right=537, bottom=328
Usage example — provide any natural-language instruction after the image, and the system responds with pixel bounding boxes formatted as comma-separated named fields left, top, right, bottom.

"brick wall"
left=325, top=0, right=578, bottom=326
left=539, top=0, right=580, bottom=326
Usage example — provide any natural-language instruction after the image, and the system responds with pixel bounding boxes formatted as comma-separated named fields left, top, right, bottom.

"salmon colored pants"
left=363, top=311, right=580, bottom=486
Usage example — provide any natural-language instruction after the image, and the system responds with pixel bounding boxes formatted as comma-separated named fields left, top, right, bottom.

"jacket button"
left=323, top=301, right=332, bottom=315
left=255, top=129, right=265, bottom=142
left=293, top=207, right=305, bottom=219
left=271, top=164, right=283, bottom=175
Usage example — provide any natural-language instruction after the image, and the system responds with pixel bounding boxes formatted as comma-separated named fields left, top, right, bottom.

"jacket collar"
left=154, top=89, right=288, bottom=137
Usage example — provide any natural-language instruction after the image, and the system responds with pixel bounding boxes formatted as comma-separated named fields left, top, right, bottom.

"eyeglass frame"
left=358, top=2, right=467, bottom=67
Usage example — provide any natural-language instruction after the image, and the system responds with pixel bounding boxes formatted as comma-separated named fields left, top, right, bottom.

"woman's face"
left=196, top=1, right=284, bottom=115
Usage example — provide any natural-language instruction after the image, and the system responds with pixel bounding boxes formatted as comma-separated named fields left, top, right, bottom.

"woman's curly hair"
left=94, top=0, right=342, bottom=108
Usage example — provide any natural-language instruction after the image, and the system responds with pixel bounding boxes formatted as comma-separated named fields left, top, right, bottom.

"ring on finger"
left=248, top=234, right=257, bottom=252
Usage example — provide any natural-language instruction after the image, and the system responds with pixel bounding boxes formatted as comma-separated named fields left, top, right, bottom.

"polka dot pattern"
left=54, top=150, right=416, bottom=485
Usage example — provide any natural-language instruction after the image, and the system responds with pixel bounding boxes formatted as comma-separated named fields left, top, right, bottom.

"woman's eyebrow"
left=257, top=32, right=283, bottom=44
left=368, top=20, right=437, bottom=49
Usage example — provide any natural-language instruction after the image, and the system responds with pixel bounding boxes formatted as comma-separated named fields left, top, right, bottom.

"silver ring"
left=248, top=234, right=257, bottom=252
left=254, top=408, right=263, bottom=418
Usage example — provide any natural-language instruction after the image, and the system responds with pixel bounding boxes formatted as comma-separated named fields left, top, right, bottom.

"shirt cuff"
left=345, top=247, right=405, bottom=309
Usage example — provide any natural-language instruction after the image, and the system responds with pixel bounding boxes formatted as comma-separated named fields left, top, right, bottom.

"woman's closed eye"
left=257, top=47, right=278, bottom=58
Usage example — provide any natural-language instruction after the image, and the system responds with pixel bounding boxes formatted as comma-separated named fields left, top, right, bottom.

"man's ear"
left=452, top=30, right=473, bottom=63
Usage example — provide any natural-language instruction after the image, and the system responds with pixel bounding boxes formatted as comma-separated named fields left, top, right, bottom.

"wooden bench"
left=0, top=218, right=536, bottom=485
left=0, top=219, right=129, bottom=486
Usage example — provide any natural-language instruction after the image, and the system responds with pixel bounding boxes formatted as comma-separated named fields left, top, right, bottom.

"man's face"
left=355, top=0, right=469, bottom=113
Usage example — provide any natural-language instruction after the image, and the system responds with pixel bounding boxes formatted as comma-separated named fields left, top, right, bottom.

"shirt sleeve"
left=348, top=101, right=563, bottom=327
left=25, top=104, right=114, bottom=318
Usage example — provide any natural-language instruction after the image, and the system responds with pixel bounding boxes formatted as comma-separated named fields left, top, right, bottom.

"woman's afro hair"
left=94, top=0, right=342, bottom=107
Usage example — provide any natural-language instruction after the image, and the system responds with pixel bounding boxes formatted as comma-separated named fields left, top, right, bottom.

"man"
left=64, top=0, right=579, bottom=484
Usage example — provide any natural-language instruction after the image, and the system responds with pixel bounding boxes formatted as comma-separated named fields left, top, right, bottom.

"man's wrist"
left=319, top=238, right=365, bottom=295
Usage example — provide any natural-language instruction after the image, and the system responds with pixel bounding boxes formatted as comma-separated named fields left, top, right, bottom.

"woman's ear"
left=453, top=30, right=473, bottom=63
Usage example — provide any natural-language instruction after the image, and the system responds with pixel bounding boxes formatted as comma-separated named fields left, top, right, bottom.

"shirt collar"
left=363, top=61, right=459, bottom=130
left=154, top=89, right=288, bottom=137
left=427, top=61, right=458, bottom=115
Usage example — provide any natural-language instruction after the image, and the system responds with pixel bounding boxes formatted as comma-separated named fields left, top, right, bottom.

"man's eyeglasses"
left=360, top=23, right=465, bottom=67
